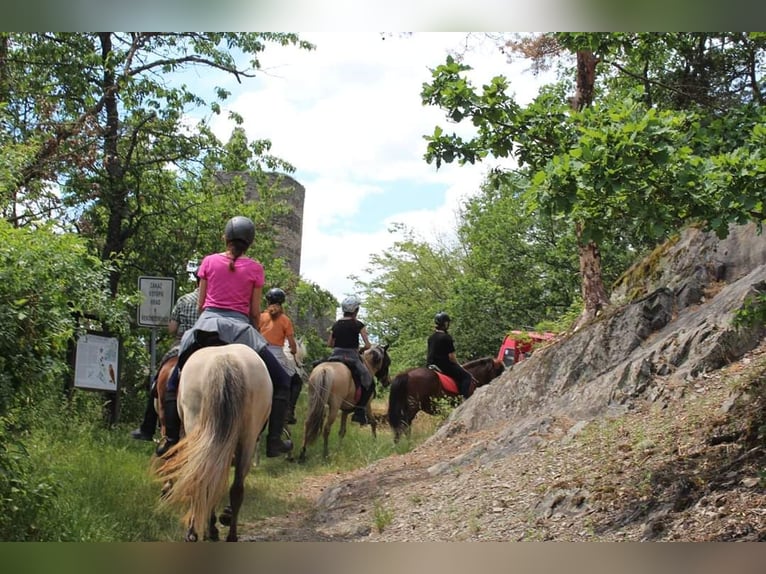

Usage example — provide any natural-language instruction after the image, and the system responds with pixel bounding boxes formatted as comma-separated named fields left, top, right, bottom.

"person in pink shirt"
left=158, top=216, right=293, bottom=458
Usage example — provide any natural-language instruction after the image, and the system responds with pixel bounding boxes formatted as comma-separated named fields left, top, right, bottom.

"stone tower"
left=215, top=171, right=305, bottom=276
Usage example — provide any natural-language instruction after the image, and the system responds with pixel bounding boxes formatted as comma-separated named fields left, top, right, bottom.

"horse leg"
left=365, top=402, right=377, bottom=439
left=205, top=511, right=219, bottom=542
left=323, top=408, right=337, bottom=459
left=339, top=409, right=348, bottom=439
left=224, top=450, right=249, bottom=542
left=185, top=519, right=199, bottom=542
left=225, top=482, right=244, bottom=542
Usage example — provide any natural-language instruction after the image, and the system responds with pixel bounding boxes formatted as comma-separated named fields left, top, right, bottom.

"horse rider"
left=259, top=287, right=304, bottom=425
left=427, top=311, right=476, bottom=398
left=159, top=215, right=293, bottom=458
left=130, top=262, right=200, bottom=442
left=327, top=295, right=374, bottom=425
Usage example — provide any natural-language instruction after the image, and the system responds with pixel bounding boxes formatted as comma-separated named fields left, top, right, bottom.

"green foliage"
left=373, top=499, right=394, bottom=533
left=21, top=396, right=179, bottom=541
left=0, top=221, right=128, bottom=420
left=733, top=288, right=766, bottom=332
left=291, top=280, right=338, bottom=363
left=354, top=223, right=462, bottom=370
left=0, top=421, right=59, bottom=541
left=422, top=33, right=766, bottom=318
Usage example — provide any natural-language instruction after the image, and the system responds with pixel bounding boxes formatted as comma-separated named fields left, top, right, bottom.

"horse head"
left=284, top=337, right=309, bottom=379
left=364, top=344, right=391, bottom=387
left=464, top=356, right=505, bottom=388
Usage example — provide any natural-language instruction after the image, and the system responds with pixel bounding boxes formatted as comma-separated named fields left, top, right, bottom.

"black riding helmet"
left=224, top=215, right=255, bottom=247
left=434, top=311, right=451, bottom=329
left=265, top=287, right=286, bottom=305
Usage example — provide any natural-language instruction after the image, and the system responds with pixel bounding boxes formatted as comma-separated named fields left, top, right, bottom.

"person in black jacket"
left=426, top=312, right=475, bottom=398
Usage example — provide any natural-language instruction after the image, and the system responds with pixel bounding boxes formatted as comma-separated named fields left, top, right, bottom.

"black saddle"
left=177, top=330, right=227, bottom=371
left=324, top=356, right=363, bottom=388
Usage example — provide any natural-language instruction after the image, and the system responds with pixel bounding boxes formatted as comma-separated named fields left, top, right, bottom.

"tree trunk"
left=571, top=50, right=610, bottom=330
left=575, top=236, right=611, bottom=330
left=99, top=33, right=126, bottom=297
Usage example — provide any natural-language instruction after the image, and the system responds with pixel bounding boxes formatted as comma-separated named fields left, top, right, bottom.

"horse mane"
left=463, top=356, right=504, bottom=383
left=363, top=344, right=391, bottom=384
left=462, top=356, right=494, bottom=370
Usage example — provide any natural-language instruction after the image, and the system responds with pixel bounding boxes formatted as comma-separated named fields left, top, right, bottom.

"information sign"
left=137, top=276, right=175, bottom=327
left=74, top=333, right=120, bottom=391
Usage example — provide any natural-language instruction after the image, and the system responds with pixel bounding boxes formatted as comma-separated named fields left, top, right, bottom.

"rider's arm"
left=359, top=326, right=372, bottom=350
left=287, top=333, right=298, bottom=356
left=197, top=279, right=207, bottom=314
left=249, top=285, right=262, bottom=330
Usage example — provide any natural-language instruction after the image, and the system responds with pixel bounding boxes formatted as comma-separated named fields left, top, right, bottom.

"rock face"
left=432, top=223, right=766, bottom=464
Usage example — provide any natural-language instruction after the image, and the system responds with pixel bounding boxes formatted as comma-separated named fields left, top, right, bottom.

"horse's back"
left=309, top=361, right=355, bottom=401
left=180, top=344, right=272, bottom=431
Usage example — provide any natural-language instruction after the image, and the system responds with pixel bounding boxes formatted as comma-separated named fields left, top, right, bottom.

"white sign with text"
left=137, top=276, right=175, bottom=327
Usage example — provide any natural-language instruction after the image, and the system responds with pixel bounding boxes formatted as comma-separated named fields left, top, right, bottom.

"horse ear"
left=383, top=344, right=389, bottom=352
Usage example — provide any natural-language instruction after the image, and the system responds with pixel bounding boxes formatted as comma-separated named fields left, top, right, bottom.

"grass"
left=9, top=392, right=440, bottom=541
left=372, top=499, right=394, bottom=533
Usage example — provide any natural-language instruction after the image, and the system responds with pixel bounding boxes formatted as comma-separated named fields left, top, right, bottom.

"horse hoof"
left=219, top=506, right=233, bottom=526
left=205, top=527, right=219, bottom=542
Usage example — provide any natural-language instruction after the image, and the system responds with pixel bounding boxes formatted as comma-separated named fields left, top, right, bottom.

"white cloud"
left=205, top=32, right=555, bottom=304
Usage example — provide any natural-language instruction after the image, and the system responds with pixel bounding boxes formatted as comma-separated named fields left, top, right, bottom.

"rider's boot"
left=266, top=397, right=293, bottom=457
left=351, top=385, right=373, bottom=425
left=156, top=391, right=180, bottom=457
left=285, top=373, right=303, bottom=425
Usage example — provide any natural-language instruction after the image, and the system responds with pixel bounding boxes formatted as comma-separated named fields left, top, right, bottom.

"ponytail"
left=227, top=239, right=248, bottom=271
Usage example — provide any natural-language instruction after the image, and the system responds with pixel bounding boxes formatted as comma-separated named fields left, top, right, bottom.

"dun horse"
left=298, top=344, right=391, bottom=462
left=153, top=344, right=272, bottom=542
left=387, top=357, right=504, bottom=442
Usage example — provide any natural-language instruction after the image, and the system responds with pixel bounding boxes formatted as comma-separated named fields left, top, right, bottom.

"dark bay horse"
left=298, top=344, right=391, bottom=462
left=154, top=348, right=179, bottom=441
left=153, top=344, right=272, bottom=542
left=387, top=357, right=505, bottom=442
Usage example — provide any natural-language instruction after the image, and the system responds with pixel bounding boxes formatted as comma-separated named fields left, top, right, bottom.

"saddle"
left=177, top=330, right=226, bottom=372
left=428, top=365, right=460, bottom=396
left=427, top=365, right=476, bottom=397
left=324, top=356, right=364, bottom=403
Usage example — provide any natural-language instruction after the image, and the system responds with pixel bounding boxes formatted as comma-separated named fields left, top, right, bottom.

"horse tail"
left=155, top=354, right=245, bottom=536
left=387, top=372, right=409, bottom=430
left=303, top=366, right=331, bottom=446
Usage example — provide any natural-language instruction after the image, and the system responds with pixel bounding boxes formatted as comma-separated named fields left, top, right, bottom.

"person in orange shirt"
left=259, top=288, right=303, bottom=425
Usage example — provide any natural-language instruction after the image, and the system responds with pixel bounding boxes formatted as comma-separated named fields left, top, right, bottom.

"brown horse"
left=153, top=344, right=272, bottom=542
left=387, top=357, right=505, bottom=442
left=154, top=348, right=179, bottom=441
left=298, top=344, right=391, bottom=462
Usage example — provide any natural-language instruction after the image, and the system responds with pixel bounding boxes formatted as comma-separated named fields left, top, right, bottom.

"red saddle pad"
left=435, top=371, right=459, bottom=395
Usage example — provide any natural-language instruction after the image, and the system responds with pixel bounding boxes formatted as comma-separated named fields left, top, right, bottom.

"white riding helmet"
left=341, top=295, right=361, bottom=314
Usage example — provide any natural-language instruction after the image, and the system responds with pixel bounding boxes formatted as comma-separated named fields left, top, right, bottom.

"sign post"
left=138, top=276, right=176, bottom=377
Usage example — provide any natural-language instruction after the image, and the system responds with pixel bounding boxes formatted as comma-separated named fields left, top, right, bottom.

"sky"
left=196, top=32, right=556, bottom=305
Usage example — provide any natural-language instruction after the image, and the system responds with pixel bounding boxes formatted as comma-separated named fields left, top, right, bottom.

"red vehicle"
left=496, top=331, right=555, bottom=368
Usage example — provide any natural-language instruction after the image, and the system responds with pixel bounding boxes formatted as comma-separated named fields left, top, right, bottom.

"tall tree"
left=1, top=33, right=313, bottom=297
left=422, top=33, right=765, bottom=327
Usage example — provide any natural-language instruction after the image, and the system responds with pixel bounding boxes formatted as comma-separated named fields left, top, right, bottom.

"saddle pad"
left=436, top=372, right=459, bottom=396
